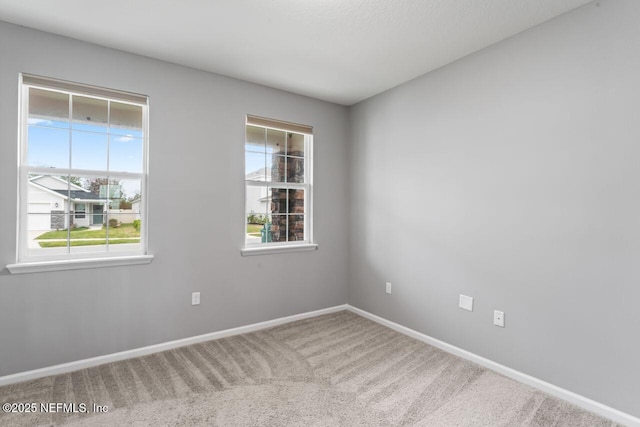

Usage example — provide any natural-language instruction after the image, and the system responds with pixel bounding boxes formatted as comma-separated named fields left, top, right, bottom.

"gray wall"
left=348, top=0, right=640, bottom=417
left=2, top=0, right=639, bottom=418
left=0, top=22, right=349, bottom=376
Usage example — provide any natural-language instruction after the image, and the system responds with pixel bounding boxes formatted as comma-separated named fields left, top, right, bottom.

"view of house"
left=28, top=175, right=105, bottom=230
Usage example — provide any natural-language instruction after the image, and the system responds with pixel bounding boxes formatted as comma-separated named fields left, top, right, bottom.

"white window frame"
left=74, top=203, right=86, bottom=219
left=7, top=74, right=152, bottom=274
left=242, top=115, right=317, bottom=256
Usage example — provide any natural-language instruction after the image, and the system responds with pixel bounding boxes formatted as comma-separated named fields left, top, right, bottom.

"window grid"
left=18, top=75, right=148, bottom=263
left=245, top=122, right=312, bottom=247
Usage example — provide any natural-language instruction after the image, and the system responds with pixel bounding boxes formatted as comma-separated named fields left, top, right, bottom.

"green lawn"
left=36, top=223, right=140, bottom=240
left=39, top=239, right=141, bottom=248
left=247, top=223, right=263, bottom=237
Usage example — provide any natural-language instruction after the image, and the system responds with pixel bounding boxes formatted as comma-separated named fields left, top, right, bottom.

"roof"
left=52, top=189, right=104, bottom=201
left=30, top=175, right=86, bottom=191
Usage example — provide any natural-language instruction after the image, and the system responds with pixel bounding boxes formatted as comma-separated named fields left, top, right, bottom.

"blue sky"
left=28, top=119, right=143, bottom=197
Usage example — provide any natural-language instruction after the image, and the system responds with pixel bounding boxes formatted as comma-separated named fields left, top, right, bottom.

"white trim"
left=244, top=181, right=306, bottom=189
left=6, top=255, right=154, bottom=274
left=0, top=304, right=347, bottom=387
left=26, top=166, right=144, bottom=181
left=27, top=180, right=69, bottom=200
left=0, top=302, right=634, bottom=425
left=346, top=305, right=640, bottom=427
left=241, top=243, right=318, bottom=256
left=30, top=175, right=87, bottom=191
left=23, top=74, right=148, bottom=105
left=16, top=75, right=150, bottom=264
left=243, top=118, right=314, bottom=251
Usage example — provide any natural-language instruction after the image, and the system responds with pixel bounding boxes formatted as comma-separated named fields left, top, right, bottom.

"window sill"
left=6, top=255, right=154, bottom=275
left=241, top=244, right=318, bottom=257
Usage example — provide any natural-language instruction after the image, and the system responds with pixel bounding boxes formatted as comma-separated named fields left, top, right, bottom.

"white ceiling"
left=0, top=0, right=592, bottom=106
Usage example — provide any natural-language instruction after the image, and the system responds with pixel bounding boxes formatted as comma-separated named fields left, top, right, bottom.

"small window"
left=74, top=203, right=86, bottom=219
left=16, top=75, right=148, bottom=263
left=244, top=116, right=313, bottom=249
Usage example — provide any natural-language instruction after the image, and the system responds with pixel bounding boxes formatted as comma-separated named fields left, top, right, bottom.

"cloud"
left=117, top=135, right=134, bottom=142
left=28, top=118, right=53, bottom=126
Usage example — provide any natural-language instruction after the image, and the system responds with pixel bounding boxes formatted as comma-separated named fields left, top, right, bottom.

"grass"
left=36, top=223, right=140, bottom=240
left=39, top=239, right=141, bottom=248
left=247, top=223, right=264, bottom=237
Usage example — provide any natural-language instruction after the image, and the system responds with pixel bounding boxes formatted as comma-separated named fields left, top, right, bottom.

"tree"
left=86, top=178, right=121, bottom=197
left=59, top=176, right=82, bottom=187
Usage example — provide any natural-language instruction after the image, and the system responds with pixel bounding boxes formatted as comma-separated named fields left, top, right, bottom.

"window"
left=74, top=203, right=86, bottom=219
left=244, top=115, right=315, bottom=254
left=12, top=74, right=149, bottom=269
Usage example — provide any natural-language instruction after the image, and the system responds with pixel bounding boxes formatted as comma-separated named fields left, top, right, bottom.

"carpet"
left=0, top=311, right=619, bottom=426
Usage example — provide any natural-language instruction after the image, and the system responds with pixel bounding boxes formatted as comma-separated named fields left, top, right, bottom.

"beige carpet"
left=0, top=311, right=619, bottom=426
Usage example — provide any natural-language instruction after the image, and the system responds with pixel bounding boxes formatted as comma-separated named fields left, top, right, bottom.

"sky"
left=27, top=118, right=143, bottom=198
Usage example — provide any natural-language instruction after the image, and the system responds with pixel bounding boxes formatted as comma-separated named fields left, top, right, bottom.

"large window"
left=244, top=115, right=313, bottom=251
left=15, top=75, right=148, bottom=265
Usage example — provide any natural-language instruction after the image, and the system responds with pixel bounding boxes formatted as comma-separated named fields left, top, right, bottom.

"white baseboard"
left=2, top=303, right=636, bottom=426
left=0, top=304, right=348, bottom=388
left=346, top=305, right=640, bottom=427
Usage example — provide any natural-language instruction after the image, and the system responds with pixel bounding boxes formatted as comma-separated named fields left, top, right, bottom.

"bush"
left=108, top=218, right=120, bottom=228
left=133, top=219, right=141, bottom=231
left=247, top=213, right=267, bottom=225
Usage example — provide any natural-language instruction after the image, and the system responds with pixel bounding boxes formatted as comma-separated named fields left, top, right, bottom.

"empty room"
left=0, top=0, right=638, bottom=425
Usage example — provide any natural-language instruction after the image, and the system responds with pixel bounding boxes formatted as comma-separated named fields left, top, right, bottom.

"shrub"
left=247, top=213, right=267, bottom=225
left=133, top=219, right=141, bottom=231
left=108, top=218, right=120, bottom=228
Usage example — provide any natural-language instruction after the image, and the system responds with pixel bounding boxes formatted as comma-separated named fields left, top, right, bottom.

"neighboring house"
left=245, top=167, right=271, bottom=217
left=108, top=193, right=142, bottom=225
left=131, top=194, right=142, bottom=214
left=28, top=176, right=106, bottom=231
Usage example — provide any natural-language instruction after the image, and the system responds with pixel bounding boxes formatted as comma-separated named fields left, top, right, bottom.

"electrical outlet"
left=385, top=282, right=392, bottom=294
left=494, top=310, right=505, bottom=327
left=459, top=294, right=473, bottom=311
left=192, top=292, right=201, bottom=306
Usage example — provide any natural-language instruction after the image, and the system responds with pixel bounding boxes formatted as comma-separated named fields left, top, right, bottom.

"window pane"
left=287, top=156, right=305, bottom=183
left=286, top=133, right=304, bottom=157
left=52, top=175, right=108, bottom=240
left=27, top=174, right=72, bottom=216
left=71, top=130, right=108, bottom=171
left=110, top=102, right=143, bottom=136
left=27, top=212, right=64, bottom=233
left=109, top=135, right=143, bottom=173
left=246, top=185, right=268, bottom=245
left=72, top=96, right=108, bottom=133
left=288, top=189, right=305, bottom=214
left=270, top=214, right=286, bottom=242
left=270, top=155, right=286, bottom=182
left=74, top=203, right=86, bottom=219
left=102, top=177, right=140, bottom=210
left=246, top=125, right=265, bottom=152
left=28, top=214, right=72, bottom=256
left=104, top=213, right=141, bottom=253
left=266, top=129, right=285, bottom=155
left=64, top=175, right=108, bottom=211
left=270, top=188, right=287, bottom=214
left=28, top=126, right=69, bottom=169
left=246, top=187, right=268, bottom=220
left=288, top=215, right=305, bottom=241
left=243, top=120, right=311, bottom=248
left=246, top=151, right=267, bottom=181
left=29, top=88, right=69, bottom=129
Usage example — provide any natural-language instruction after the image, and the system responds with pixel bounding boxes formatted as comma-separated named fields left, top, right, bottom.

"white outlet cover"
left=459, top=294, right=473, bottom=311
left=192, top=292, right=201, bottom=305
left=494, top=310, right=505, bottom=327
left=385, top=282, right=392, bottom=294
